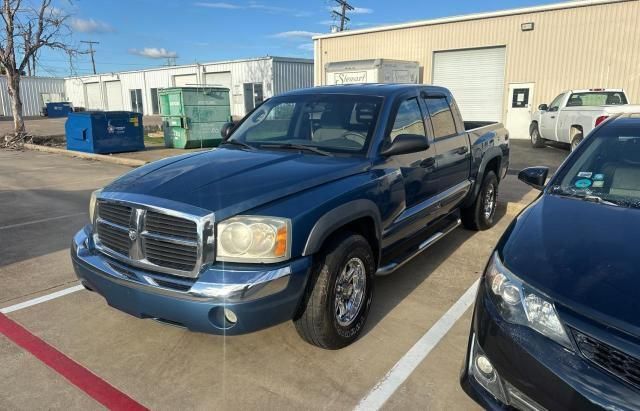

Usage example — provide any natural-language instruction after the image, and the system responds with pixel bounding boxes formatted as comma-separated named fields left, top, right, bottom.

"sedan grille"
left=94, top=200, right=211, bottom=278
left=573, top=330, right=640, bottom=390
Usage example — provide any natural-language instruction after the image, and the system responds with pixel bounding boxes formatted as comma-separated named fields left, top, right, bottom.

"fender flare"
left=466, top=150, right=503, bottom=207
left=302, top=199, right=382, bottom=257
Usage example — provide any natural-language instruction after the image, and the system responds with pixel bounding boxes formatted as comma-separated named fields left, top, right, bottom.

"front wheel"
left=530, top=125, right=545, bottom=148
left=294, top=233, right=375, bottom=349
left=461, top=171, right=498, bottom=231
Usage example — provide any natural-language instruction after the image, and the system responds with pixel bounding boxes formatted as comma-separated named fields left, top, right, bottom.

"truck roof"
left=564, top=88, right=625, bottom=93
left=281, top=83, right=451, bottom=98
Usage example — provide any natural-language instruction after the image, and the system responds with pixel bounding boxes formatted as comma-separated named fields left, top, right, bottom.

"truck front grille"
left=94, top=200, right=212, bottom=278
left=573, top=330, right=640, bottom=390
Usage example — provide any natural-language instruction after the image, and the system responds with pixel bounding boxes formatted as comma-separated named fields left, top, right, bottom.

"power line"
left=80, top=40, right=100, bottom=74
left=331, top=0, right=354, bottom=32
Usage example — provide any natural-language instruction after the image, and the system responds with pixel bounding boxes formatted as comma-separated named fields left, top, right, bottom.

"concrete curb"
left=23, top=144, right=147, bottom=167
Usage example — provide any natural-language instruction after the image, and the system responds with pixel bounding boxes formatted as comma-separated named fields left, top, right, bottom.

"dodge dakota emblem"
left=128, top=230, right=138, bottom=241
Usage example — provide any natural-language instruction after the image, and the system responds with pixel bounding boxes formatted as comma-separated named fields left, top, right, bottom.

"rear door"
left=540, top=93, right=566, bottom=140
left=423, top=93, right=471, bottom=205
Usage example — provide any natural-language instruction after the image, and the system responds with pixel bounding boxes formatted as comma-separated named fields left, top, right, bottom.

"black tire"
left=530, top=124, right=545, bottom=148
left=571, top=133, right=583, bottom=151
left=294, top=232, right=375, bottom=349
left=461, top=171, right=499, bottom=231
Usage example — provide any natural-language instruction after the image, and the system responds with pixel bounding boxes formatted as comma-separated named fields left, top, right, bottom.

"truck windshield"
left=549, top=127, right=640, bottom=208
left=566, top=92, right=628, bottom=106
left=228, top=94, right=383, bottom=154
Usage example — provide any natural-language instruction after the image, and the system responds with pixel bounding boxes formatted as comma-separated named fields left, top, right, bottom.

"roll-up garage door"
left=432, top=47, right=506, bottom=122
left=173, top=74, right=197, bottom=87
left=204, top=72, right=232, bottom=91
left=105, top=81, right=123, bottom=110
left=85, top=82, right=102, bottom=110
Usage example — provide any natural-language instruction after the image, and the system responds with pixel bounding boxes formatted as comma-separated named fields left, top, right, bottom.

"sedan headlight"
left=89, top=188, right=102, bottom=224
left=485, top=252, right=572, bottom=349
left=217, top=216, right=291, bottom=263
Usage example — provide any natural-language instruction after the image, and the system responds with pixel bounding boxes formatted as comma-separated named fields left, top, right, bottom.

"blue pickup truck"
left=71, top=84, right=509, bottom=349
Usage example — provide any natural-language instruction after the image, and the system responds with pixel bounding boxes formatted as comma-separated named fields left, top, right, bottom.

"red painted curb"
left=0, top=313, right=148, bottom=410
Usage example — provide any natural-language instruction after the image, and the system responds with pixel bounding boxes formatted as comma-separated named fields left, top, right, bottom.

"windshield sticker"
left=592, top=180, right=605, bottom=188
left=575, top=179, right=592, bottom=188
left=593, top=173, right=605, bottom=181
left=577, top=171, right=593, bottom=178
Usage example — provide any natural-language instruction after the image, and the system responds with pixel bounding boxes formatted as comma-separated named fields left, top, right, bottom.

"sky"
left=35, top=0, right=561, bottom=77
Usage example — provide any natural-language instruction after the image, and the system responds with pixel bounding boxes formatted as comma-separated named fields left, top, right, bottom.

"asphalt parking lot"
left=0, top=141, right=567, bottom=410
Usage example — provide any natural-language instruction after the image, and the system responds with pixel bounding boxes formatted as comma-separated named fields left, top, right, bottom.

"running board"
left=375, top=218, right=462, bottom=276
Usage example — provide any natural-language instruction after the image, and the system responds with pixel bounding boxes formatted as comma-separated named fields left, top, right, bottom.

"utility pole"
left=332, top=0, right=354, bottom=32
left=80, top=40, right=99, bottom=74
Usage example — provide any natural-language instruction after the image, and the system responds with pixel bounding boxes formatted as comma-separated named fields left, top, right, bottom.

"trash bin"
left=159, top=86, right=231, bottom=149
left=65, top=111, right=145, bottom=154
left=46, top=102, right=73, bottom=118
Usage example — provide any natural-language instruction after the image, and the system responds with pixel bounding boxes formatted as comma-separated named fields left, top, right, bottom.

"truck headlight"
left=485, top=252, right=572, bottom=349
left=89, top=188, right=102, bottom=224
left=217, top=216, right=291, bottom=263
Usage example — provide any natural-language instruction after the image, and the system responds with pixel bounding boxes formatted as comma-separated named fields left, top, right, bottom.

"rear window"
left=566, top=92, right=628, bottom=107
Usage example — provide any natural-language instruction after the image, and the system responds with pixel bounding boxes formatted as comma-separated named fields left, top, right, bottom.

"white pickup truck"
left=530, top=89, right=640, bottom=150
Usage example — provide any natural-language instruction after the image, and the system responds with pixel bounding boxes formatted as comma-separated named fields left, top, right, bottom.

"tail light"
left=595, top=116, right=609, bottom=127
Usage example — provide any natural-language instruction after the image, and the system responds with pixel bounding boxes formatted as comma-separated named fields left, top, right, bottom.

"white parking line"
left=0, top=212, right=87, bottom=230
left=0, top=285, right=84, bottom=314
left=355, top=279, right=480, bottom=411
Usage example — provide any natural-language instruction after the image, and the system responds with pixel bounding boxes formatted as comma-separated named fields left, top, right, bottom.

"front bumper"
left=460, top=280, right=640, bottom=410
left=71, top=225, right=312, bottom=335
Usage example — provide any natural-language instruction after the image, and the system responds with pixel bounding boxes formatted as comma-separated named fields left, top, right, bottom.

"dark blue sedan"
left=461, top=113, right=640, bottom=409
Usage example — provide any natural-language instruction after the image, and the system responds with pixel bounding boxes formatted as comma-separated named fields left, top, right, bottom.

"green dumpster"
left=159, top=86, right=231, bottom=149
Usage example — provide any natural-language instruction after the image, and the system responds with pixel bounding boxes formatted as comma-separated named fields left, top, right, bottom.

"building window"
left=150, top=88, right=160, bottom=114
left=130, top=89, right=143, bottom=113
left=424, top=96, right=457, bottom=138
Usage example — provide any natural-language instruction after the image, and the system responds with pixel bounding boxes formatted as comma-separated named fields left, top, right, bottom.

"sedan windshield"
left=550, top=125, right=640, bottom=208
left=228, top=94, right=383, bottom=154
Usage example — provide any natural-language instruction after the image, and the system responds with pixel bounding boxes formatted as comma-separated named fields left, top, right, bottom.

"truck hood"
left=500, top=194, right=640, bottom=336
left=105, top=147, right=370, bottom=218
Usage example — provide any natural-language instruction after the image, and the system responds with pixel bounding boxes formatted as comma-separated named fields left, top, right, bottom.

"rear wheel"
left=461, top=171, right=498, bottom=231
left=530, top=125, right=545, bottom=148
left=571, top=133, right=583, bottom=151
left=294, top=232, right=375, bottom=349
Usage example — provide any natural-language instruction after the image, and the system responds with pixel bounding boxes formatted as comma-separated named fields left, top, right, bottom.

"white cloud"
left=328, top=6, right=373, bottom=14
left=129, top=48, right=178, bottom=59
left=298, top=43, right=314, bottom=51
left=271, top=30, right=322, bottom=40
left=193, top=2, right=242, bottom=8
left=70, top=18, right=114, bottom=33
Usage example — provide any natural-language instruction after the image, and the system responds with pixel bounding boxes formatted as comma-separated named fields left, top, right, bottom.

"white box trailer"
left=325, top=59, right=419, bottom=85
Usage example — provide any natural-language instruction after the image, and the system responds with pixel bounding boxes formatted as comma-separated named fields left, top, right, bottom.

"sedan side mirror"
left=220, top=122, right=235, bottom=140
left=538, top=104, right=548, bottom=111
left=380, top=134, right=430, bottom=157
left=518, top=166, right=549, bottom=190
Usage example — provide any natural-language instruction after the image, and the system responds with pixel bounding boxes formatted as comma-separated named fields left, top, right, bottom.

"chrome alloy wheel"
left=335, top=257, right=367, bottom=327
left=483, top=184, right=497, bottom=220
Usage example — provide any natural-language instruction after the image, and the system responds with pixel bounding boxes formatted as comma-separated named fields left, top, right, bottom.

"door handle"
left=550, top=116, right=556, bottom=119
left=455, top=146, right=469, bottom=155
left=420, top=157, right=435, bottom=168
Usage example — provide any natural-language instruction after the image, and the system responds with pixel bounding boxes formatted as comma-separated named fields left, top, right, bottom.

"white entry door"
left=505, top=83, right=535, bottom=139
left=105, top=81, right=123, bottom=110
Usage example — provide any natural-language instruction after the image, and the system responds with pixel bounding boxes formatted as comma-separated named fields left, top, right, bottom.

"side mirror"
left=518, top=166, right=549, bottom=191
left=381, top=134, right=429, bottom=157
left=220, top=122, right=235, bottom=140
left=538, top=104, right=548, bottom=111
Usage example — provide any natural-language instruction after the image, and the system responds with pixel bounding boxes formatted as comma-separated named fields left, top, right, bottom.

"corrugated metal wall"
left=314, top=0, right=640, bottom=124
left=0, top=76, right=65, bottom=117
left=64, top=57, right=314, bottom=118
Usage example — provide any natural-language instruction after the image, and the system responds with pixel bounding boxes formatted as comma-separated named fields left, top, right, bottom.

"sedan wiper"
left=221, top=140, right=256, bottom=150
left=582, top=195, right=619, bottom=207
left=260, top=143, right=332, bottom=156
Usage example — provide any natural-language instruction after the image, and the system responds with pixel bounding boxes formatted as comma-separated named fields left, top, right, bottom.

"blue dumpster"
left=66, top=111, right=145, bottom=154
left=46, top=102, right=73, bottom=118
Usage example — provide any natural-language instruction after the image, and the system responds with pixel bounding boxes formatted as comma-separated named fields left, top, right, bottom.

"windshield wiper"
left=581, top=195, right=619, bottom=206
left=221, top=140, right=255, bottom=150
left=552, top=189, right=619, bottom=207
left=260, top=143, right=332, bottom=156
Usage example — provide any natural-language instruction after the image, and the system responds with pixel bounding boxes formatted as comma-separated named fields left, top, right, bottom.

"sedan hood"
left=105, top=147, right=370, bottom=218
left=501, top=194, right=640, bottom=335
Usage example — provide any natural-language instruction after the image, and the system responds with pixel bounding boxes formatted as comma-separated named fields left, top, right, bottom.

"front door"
left=505, top=83, right=534, bottom=139
left=539, top=92, right=565, bottom=141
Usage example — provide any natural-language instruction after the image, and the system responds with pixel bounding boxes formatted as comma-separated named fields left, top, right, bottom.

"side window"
left=389, top=98, right=426, bottom=142
left=424, top=97, right=457, bottom=139
left=548, top=93, right=565, bottom=111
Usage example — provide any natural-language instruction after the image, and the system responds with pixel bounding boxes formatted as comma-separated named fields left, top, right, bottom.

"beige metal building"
left=313, top=0, right=640, bottom=138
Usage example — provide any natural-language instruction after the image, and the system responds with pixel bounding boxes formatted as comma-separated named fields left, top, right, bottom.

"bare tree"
left=0, top=0, right=73, bottom=140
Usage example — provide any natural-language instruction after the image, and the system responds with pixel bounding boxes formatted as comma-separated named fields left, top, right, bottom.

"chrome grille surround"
left=93, top=194, right=215, bottom=279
